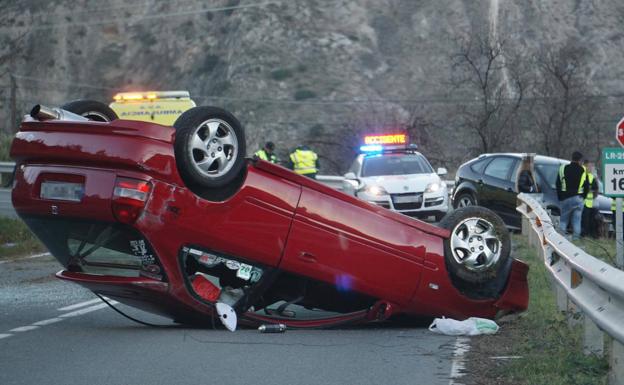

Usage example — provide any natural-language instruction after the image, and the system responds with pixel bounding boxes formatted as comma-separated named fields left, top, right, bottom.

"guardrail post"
left=583, top=315, right=604, bottom=356
left=527, top=223, right=536, bottom=248
left=609, top=338, right=624, bottom=385
left=522, top=215, right=530, bottom=236
left=555, top=284, right=568, bottom=312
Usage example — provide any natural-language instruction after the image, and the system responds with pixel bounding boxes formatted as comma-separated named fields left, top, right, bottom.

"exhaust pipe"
left=29, top=105, right=89, bottom=122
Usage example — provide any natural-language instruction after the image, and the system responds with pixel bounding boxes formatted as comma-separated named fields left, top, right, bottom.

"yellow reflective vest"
left=584, top=172, right=595, bottom=208
left=254, top=149, right=277, bottom=163
left=289, top=149, right=318, bottom=175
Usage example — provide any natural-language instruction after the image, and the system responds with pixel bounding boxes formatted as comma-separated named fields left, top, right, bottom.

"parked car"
left=452, top=153, right=613, bottom=230
left=342, top=142, right=449, bottom=221
left=10, top=102, right=528, bottom=330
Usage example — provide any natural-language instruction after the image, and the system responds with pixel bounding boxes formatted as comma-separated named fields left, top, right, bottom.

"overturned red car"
left=10, top=101, right=528, bottom=329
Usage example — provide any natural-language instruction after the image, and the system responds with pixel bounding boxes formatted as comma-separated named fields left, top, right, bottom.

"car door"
left=279, top=186, right=425, bottom=305
left=457, top=157, right=491, bottom=201
left=480, top=156, right=520, bottom=226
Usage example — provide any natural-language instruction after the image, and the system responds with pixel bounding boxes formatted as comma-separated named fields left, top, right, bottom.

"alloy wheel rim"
left=449, top=217, right=501, bottom=272
left=459, top=196, right=473, bottom=207
left=187, top=118, right=238, bottom=179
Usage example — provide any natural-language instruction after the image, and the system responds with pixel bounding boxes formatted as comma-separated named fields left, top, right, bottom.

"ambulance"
left=109, top=91, right=196, bottom=126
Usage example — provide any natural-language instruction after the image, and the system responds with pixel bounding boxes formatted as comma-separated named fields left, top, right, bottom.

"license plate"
left=40, top=181, right=84, bottom=202
left=394, top=195, right=421, bottom=204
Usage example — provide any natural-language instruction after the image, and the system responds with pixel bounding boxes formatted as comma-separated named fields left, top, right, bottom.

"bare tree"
left=306, top=101, right=440, bottom=175
left=0, top=28, right=28, bottom=134
left=450, top=30, right=525, bottom=154
left=529, top=40, right=597, bottom=159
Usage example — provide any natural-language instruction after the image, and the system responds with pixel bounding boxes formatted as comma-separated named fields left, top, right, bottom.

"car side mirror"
left=437, top=167, right=448, bottom=177
left=343, top=172, right=363, bottom=190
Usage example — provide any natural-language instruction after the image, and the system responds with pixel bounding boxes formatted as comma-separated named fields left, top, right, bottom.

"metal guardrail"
left=0, top=161, right=15, bottom=174
left=316, top=175, right=345, bottom=191
left=517, top=193, right=624, bottom=382
left=0, top=161, right=15, bottom=189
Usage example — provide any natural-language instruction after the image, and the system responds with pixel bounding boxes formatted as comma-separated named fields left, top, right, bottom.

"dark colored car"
left=9, top=102, right=528, bottom=330
left=452, top=153, right=612, bottom=230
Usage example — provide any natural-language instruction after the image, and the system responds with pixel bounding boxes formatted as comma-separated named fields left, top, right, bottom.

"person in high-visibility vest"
left=581, top=160, right=600, bottom=238
left=555, top=151, right=589, bottom=240
left=288, top=145, right=319, bottom=179
left=254, top=141, right=278, bottom=164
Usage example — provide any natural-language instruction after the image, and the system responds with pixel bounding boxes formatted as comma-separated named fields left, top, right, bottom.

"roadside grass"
left=498, top=234, right=609, bottom=384
left=572, top=236, right=617, bottom=266
left=0, top=216, right=45, bottom=259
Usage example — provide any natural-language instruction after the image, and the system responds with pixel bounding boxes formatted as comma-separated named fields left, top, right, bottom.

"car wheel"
left=454, top=192, right=476, bottom=209
left=439, top=206, right=511, bottom=288
left=61, top=100, right=118, bottom=122
left=173, top=106, right=246, bottom=190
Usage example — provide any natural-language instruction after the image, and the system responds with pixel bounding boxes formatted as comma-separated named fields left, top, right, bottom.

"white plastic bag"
left=428, top=317, right=499, bottom=336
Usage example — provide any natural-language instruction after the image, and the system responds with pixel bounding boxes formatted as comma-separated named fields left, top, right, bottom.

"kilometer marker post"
left=603, top=146, right=624, bottom=268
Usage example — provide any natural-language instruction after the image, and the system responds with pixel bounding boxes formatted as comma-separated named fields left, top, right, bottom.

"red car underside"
left=10, top=118, right=529, bottom=327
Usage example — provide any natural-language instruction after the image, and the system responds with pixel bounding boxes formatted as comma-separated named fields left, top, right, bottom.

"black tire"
left=453, top=191, right=476, bottom=209
left=61, top=100, right=118, bottom=122
left=173, top=106, right=246, bottom=191
left=439, top=206, right=511, bottom=290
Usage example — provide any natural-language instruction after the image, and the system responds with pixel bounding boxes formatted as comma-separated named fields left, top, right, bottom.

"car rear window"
left=469, top=158, right=490, bottom=173
left=361, top=154, right=433, bottom=177
left=22, top=217, right=164, bottom=279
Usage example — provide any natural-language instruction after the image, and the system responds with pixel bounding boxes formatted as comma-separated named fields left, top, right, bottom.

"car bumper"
left=356, top=191, right=449, bottom=218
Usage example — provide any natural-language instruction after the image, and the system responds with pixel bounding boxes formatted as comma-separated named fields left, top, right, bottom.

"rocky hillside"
left=1, top=0, right=623, bottom=172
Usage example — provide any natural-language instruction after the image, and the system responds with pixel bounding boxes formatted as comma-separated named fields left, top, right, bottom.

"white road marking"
left=59, top=302, right=117, bottom=318
left=449, top=337, right=470, bottom=385
left=10, top=326, right=39, bottom=332
left=0, top=299, right=118, bottom=341
left=32, top=318, right=63, bottom=326
left=58, top=298, right=102, bottom=311
left=0, top=252, right=51, bottom=265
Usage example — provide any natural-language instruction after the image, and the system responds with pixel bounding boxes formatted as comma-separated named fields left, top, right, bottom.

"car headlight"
left=362, top=185, right=388, bottom=196
left=425, top=182, right=442, bottom=193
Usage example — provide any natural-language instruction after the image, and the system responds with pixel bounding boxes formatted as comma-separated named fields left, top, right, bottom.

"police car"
left=341, top=134, right=449, bottom=221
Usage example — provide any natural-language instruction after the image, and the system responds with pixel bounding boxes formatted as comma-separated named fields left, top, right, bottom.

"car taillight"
left=112, top=177, right=151, bottom=224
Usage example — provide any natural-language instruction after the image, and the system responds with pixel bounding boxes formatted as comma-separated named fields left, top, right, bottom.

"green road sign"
left=602, top=147, right=624, bottom=197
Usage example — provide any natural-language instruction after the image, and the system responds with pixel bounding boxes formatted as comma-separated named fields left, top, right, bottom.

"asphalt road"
left=0, top=255, right=464, bottom=385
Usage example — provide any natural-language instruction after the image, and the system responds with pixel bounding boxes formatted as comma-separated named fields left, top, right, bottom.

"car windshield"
left=535, top=162, right=562, bottom=189
left=361, top=154, right=433, bottom=177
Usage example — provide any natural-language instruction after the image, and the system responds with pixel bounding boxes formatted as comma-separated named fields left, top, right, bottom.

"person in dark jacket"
left=556, top=151, right=589, bottom=240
